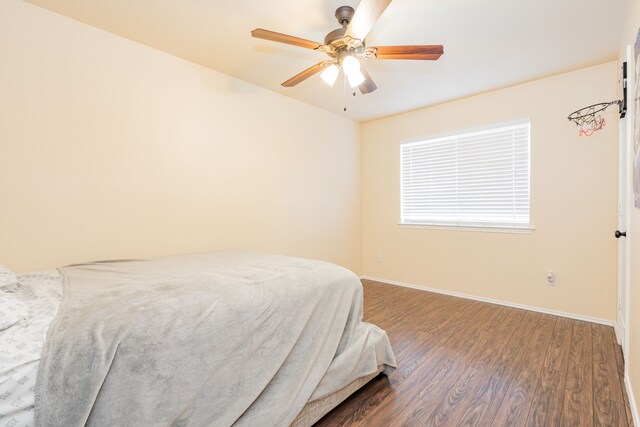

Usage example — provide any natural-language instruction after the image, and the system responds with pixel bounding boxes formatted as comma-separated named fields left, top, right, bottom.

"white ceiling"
left=26, top=0, right=627, bottom=122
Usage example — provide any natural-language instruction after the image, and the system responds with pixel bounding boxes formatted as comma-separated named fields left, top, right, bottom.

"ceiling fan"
left=251, top=0, right=444, bottom=94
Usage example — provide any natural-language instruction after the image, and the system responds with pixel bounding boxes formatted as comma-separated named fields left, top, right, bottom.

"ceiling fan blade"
left=345, top=0, right=392, bottom=44
left=367, top=45, right=444, bottom=60
left=251, top=28, right=322, bottom=50
left=281, top=62, right=330, bottom=87
left=359, top=65, right=378, bottom=94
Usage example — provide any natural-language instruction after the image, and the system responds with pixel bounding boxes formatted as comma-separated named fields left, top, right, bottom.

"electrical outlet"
left=546, top=272, right=556, bottom=286
left=376, top=253, right=383, bottom=263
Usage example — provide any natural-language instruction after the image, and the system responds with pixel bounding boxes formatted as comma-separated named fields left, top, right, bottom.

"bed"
left=0, top=251, right=396, bottom=426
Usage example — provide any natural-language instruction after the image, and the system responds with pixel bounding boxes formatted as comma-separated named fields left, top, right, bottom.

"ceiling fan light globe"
left=347, top=69, right=366, bottom=88
left=342, top=55, right=361, bottom=76
left=320, top=64, right=340, bottom=86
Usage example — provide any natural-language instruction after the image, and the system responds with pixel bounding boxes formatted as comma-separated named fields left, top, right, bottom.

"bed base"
left=291, top=365, right=385, bottom=427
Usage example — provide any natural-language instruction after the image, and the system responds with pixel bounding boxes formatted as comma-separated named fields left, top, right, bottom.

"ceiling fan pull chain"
left=343, top=72, right=348, bottom=111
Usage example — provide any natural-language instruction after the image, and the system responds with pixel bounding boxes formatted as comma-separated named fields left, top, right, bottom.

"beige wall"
left=0, top=0, right=361, bottom=273
left=361, top=62, right=619, bottom=322
left=622, top=0, right=640, bottom=421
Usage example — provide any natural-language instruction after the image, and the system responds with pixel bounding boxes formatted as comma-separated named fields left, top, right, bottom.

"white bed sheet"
left=0, top=271, right=62, bottom=427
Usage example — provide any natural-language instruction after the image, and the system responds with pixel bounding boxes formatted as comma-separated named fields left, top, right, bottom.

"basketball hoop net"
left=567, top=101, right=620, bottom=136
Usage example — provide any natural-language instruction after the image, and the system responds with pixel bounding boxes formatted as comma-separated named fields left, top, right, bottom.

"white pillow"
left=0, top=294, right=28, bottom=331
left=0, top=262, right=19, bottom=292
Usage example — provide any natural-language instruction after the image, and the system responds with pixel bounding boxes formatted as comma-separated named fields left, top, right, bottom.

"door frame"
left=617, top=45, right=632, bottom=362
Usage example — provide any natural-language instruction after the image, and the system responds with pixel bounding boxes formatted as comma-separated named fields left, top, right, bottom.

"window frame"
left=399, top=119, right=533, bottom=234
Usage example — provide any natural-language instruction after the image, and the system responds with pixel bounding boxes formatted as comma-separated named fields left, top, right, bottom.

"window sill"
left=398, top=223, right=535, bottom=234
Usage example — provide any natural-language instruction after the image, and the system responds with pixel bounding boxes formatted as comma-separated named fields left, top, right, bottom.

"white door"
left=616, top=46, right=632, bottom=359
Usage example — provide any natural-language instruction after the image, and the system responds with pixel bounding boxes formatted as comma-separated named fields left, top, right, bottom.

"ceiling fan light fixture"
left=342, top=55, right=361, bottom=77
left=320, top=64, right=340, bottom=86
left=347, top=69, right=365, bottom=88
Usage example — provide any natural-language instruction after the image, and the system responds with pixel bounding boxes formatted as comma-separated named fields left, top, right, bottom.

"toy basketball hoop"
left=567, top=62, right=628, bottom=137
left=567, top=101, right=620, bottom=136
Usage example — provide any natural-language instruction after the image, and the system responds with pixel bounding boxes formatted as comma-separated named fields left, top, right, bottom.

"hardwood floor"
left=316, top=280, right=634, bottom=427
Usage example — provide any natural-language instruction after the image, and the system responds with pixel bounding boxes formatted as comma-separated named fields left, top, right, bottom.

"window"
left=400, top=121, right=530, bottom=230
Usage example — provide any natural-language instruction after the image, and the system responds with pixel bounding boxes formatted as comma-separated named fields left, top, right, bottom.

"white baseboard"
left=625, top=372, right=640, bottom=427
left=360, top=275, right=616, bottom=327
left=615, top=323, right=623, bottom=346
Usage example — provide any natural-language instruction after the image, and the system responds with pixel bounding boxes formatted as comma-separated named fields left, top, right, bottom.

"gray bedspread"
left=34, top=251, right=396, bottom=426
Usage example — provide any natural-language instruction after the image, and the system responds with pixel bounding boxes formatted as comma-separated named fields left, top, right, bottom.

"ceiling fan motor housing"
left=324, top=6, right=365, bottom=56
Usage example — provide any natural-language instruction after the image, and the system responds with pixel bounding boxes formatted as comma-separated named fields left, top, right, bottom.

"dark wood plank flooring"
left=315, top=280, right=634, bottom=427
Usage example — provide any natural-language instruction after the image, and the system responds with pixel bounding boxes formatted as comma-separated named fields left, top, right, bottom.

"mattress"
left=0, top=270, right=63, bottom=427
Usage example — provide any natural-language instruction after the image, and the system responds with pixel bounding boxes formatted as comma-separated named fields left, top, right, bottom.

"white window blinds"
left=401, top=121, right=530, bottom=229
